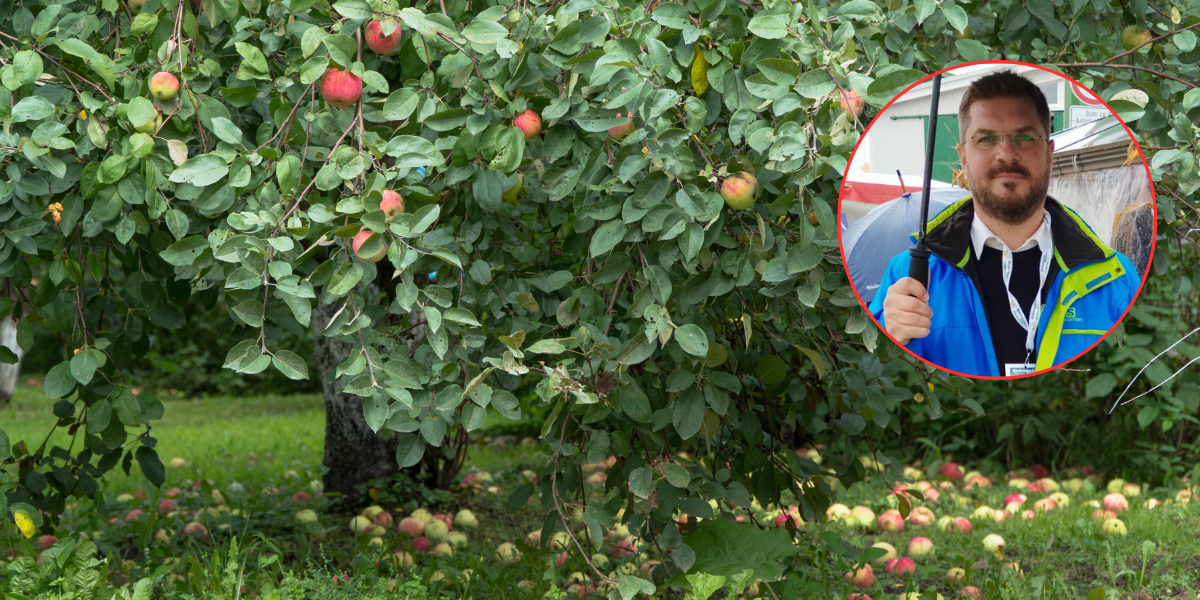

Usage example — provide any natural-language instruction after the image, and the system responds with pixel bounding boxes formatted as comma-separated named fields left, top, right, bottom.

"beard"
left=969, top=162, right=1050, bottom=225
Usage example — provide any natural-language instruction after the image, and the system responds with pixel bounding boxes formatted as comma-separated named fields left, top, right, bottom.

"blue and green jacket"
left=868, top=196, right=1140, bottom=377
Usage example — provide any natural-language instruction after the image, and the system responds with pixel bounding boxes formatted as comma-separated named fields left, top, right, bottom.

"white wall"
left=856, top=64, right=1064, bottom=181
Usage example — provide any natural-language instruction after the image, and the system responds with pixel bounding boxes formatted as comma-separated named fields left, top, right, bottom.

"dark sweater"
left=975, top=245, right=1049, bottom=372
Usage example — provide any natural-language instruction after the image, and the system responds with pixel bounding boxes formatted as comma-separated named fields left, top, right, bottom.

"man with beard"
left=869, top=70, right=1140, bottom=377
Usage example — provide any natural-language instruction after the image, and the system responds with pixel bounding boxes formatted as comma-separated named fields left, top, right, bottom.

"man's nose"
left=994, top=135, right=1021, bottom=159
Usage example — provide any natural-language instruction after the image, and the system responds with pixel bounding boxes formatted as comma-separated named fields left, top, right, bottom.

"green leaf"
left=405, top=204, right=441, bottom=237
left=462, top=19, right=509, bottom=45
left=628, top=466, right=653, bottom=498
left=128, top=12, right=159, bottom=35
left=590, top=220, right=626, bottom=257
left=684, top=574, right=726, bottom=600
left=955, top=39, right=992, bottom=62
left=327, top=261, right=364, bottom=295
left=1175, top=30, right=1197, bottom=53
left=574, top=115, right=637, bottom=132
left=113, top=389, right=143, bottom=426
left=127, top=97, right=156, bottom=128
left=1107, top=99, right=1145, bottom=124
left=383, top=89, right=421, bottom=120
left=867, top=69, right=924, bottom=96
left=272, top=350, right=310, bottom=380
left=663, top=463, right=691, bottom=488
left=231, top=300, right=264, bottom=327
left=795, top=69, right=836, bottom=99
left=941, top=2, right=970, bottom=33
left=1137, top=405, right=1159, bottom=429
left=70, top=348, right=105, bottom=385
left=746, top=14, right=788, bottom=39
left=43, top=362, right=76, bottom=399
left=837, top=413, right=866, bottom=435
left=1085, top=373, right=1117, bottom=399
left=673, top=390, right=705, bottom=440
left=755, top=354, right=787, bottom=385
left=235, top=42, right=271, bottom=78
left=673, top=324, right=709, bottom=357
left=129, top=132, right=154, bottom=158
left=837, top=0, right=882, bottom=19
left=616, top=331, right=656, bottom=366
left=674, top=519, right=802, bottom=583
left=362, top=70, right=389, bottom=94
left=333, top=0, right=372, bottom=19
left=443, top=308, right=481, bottom=326
left=6, top=50, right=42, bottom=88
left=136, top=447, right=166, bottom=487
left=301, top=26, right=325, bottom=57
left=363, top=394, right=388, bottom=432
left=527, top=338, right=569, bottom=354
left=652, top=3, right=690, bottom=29
left=169, top=154, right=230, bottom=187
left=56, top=38, right=113, bottom=67
left=11, top=96, right=54, bottom=122
left=159, top=236, right=209, bottom=266
left=210, top=117, right=243, bottom=145
left=431, top=248, right=462, bottom=269
left=914, top=0, right=936, bottom=23
left=616, top=573, right=656, bottom=600
left=395, top=434, right=426, bottom=467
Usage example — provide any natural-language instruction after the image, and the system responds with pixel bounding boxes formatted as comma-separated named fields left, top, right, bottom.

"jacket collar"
left=915, top=195, right=1112, bottom=271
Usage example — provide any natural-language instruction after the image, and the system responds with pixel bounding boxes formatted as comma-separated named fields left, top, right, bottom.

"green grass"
left=3, top=382, right=326, bottom=494
left=7, top=382, right=1200, bottom=599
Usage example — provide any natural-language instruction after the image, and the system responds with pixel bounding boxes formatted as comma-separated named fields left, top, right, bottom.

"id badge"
left=1005, top=363, right=1036, bottom=376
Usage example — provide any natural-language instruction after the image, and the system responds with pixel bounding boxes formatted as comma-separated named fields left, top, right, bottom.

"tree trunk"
left=312, top=302, right=399, bottom=503
left=0, top=315, right=23, bottom=406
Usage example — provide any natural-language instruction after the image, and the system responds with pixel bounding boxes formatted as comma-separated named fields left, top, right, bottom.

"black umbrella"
left=844, top=187, right=971, bottom=304
left=908, top=73, right=944, bottom=287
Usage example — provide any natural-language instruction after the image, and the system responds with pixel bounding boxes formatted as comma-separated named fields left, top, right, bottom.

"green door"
left=923, top=115, right=960, bottom=184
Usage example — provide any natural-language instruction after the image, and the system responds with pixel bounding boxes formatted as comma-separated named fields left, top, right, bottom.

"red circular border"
left=835, top=60, right=1158, bottom=381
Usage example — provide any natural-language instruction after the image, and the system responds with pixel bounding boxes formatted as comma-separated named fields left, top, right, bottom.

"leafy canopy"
left=1, top=0, right=1197, bottom=592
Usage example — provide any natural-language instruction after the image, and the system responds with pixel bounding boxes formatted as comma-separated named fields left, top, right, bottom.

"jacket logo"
left=1065, top=307, right=1083, bottom=323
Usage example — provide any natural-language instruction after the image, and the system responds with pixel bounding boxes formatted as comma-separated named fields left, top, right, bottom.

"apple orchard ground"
left=6, top=382, right=1200, bottom=598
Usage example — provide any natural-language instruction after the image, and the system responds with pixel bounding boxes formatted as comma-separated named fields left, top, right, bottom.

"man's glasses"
left=966, top=131, right=1046, bottom=151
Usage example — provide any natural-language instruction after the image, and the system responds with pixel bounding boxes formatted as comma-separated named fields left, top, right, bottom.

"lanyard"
left=999, top=215, right=1052, bottom=360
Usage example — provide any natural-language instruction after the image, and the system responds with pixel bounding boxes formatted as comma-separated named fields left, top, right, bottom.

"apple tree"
left=0, top=0, right=1196, bottom=592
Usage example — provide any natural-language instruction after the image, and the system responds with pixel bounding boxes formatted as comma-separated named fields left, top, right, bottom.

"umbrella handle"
left=909, top=247, right=929, bottom=287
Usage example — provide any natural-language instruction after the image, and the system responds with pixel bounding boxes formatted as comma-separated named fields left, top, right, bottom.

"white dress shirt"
left=970, top=210, right=1053, bottom=258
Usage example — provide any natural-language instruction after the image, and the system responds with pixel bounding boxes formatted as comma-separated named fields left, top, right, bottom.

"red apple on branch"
left=513, top=109, right=542, bottom=140
left=321, top=69, right=363, bottom=108
left=366, top=20, right=402, bottom=55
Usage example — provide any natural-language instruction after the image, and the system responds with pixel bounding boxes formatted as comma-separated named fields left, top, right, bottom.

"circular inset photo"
left=838, top=61, right=1155, bottom=379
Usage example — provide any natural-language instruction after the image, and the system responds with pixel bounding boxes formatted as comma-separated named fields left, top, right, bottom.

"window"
left=1040, top=81, right=1061, bottom=107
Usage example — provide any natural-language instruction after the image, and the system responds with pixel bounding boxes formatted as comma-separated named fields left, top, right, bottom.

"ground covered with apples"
left=4, top=385, right=1200, bottom=599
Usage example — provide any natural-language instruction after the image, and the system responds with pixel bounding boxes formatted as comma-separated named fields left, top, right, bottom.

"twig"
left=272, top=118, right=359, bottom=237
left=436, top=32, right=484, bottom=80
left=1094, top=21, right=1200, bottom=65
left=1109, top=327, right=1200, bottom=413
left=550, top=414, right=616, bottom=587
left=601, top=273, right=625, bottom=336
left=355, top=28, right=365, bottom=155
left=1053, top=62, right=1199, bottom=90
left=254, top=83, right=316, bottom=152
left=0, top=32, right=117, bottom=102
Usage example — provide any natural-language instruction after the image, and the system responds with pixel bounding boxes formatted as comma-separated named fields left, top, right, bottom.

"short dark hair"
left=957, top=69, right=1052, bottom=141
